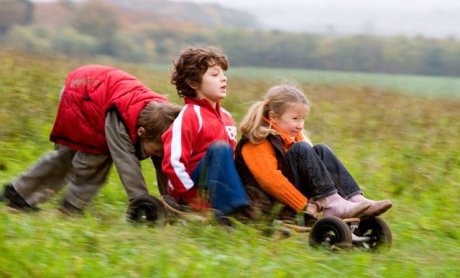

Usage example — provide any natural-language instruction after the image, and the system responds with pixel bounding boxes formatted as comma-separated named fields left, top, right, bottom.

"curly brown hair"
left=171, top=46, right=229, bottom=98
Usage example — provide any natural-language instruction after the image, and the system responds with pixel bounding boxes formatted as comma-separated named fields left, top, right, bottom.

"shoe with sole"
left=59, top=199, right=83, bottom=216
left=348, top=194, right=392, bottom=217
left=3, top=183, right=40, bottom=212
left=319, top=193, right=370, bottom=219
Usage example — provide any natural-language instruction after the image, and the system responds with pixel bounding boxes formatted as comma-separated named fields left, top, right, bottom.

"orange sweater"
left=240, top=126, right=308, bottom=212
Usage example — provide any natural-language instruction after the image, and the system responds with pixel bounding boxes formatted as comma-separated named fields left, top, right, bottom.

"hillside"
left=7, top=0, right=460, bottom=76
left=108, top=0, right=258, bottom=29
left=32, top=0, right=258, bottom=33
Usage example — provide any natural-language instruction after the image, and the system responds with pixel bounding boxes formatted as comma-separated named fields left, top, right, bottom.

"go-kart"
left=158, top=194, right=392, bottom=251
left=148, top=159, right=392, bottom=250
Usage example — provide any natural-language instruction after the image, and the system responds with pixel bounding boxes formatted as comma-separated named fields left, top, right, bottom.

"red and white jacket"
left=161, top=97, right=237, bottom=202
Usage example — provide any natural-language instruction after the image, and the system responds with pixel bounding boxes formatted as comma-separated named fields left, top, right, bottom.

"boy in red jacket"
left=161, top=47, right=250, bottom=217
left=2, top=65, right=181, bottom=221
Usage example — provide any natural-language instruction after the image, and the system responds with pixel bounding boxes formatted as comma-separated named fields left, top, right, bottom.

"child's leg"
left=11, top=144, right=75, bottom=207
left=312, top=144, right=362, bottom=199
left=62, top=152, right=112, bottom=211
left=192, top=141, right=250, bottom=215
left=313, top=144, right=392, bottom=216
left=286, top=142, right=337, bottom=199
left=286, top=142, right=369, bottom=218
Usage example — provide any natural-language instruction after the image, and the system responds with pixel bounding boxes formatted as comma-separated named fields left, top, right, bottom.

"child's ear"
left=186, top=79, right=199, bottom=89
left=268, top=111, right=278, bottom=120
left=137, top=127, right=146, bottom=137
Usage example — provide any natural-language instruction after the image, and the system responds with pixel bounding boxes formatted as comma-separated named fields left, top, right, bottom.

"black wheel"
left=354, top=217, right=392, bottom=251
left=309, top=216, right=352, bottom=249
left=127, top=195, right=167, bottom=225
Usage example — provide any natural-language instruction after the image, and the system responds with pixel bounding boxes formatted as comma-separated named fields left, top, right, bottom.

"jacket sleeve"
left=241, top=140, right=307, bottom=212
left=161, top=106, right=199, bottom=202
left=105, top=110, right=149, bottom=202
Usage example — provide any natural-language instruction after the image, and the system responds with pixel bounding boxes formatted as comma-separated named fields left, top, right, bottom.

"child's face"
left=195, top=65, right=227, bottom=105
left=142, top=140, right=163, bottom=157
left=269, top=103, right=309, bottom=139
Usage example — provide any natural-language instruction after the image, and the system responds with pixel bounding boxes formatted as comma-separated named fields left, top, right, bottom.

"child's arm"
left=241, top=140, right=308, bottom=212
left=105, top=110, right=150, bottom=201
left=151, top=156, right=168, bottom=195
left=161, top=106, right=200, bottom=202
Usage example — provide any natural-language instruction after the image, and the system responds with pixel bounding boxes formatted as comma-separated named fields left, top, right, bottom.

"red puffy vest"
left=50, top=65, right=169, bottom=154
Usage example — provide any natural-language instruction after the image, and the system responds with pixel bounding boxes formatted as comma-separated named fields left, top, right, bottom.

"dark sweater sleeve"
left=105, top=110, right=149, bottom=202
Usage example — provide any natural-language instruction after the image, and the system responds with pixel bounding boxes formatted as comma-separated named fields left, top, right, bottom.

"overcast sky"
left=173, top=0, right=460, bottom=38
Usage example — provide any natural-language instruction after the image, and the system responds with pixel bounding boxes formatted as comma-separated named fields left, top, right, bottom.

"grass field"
left=229, top=67, right=460, bottom=99
left=1, top=51, right=460, bottom=277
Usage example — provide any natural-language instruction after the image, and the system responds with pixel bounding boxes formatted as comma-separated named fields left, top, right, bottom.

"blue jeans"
left=191, top=141, right=250, bottom=215
left=286, top=142, right=362, bottom=200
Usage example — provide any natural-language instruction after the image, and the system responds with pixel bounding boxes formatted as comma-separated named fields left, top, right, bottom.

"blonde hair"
left=137, top=102, right=182, bottom=142
left=239, top=84, right=310, bottom=144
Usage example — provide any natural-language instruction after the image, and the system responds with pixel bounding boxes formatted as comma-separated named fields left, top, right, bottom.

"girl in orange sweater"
left=235, top=84, right=392, bottom=220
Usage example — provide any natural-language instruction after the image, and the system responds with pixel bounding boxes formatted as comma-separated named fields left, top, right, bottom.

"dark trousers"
left=286, top=142, right=362, bottom=200
left=191, top=141, right=250, bottom=215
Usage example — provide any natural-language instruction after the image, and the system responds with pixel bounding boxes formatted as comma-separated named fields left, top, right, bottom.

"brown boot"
left=348, top=194, right=392, bottom=217
left=318, top=193, right=370, bottom=219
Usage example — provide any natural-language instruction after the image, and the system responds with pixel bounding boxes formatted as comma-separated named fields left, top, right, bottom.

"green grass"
left=1, top=51, right=460, bottom=277
left=153, top=63, right=460, bottom=98
left=229, top=67, right=460, bottom=99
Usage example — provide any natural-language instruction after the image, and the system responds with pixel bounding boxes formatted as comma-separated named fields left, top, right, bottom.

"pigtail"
left=239, top=100, right=272, bottom=144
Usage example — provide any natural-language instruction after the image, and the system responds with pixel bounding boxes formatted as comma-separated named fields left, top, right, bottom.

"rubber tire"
left=127, top=195, right=167, bottom=225
left=354, top=217, right=392, bottom=251
left=309, top=216, right=352, bottom=249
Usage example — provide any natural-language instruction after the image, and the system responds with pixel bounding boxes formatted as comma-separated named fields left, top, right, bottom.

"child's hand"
left=189, top=196, right=211, bottom=213
left=304, top=200, right=321, bottom=219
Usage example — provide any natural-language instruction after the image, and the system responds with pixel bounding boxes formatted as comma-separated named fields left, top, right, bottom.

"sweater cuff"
left=284, top=192, right=308, bottom=213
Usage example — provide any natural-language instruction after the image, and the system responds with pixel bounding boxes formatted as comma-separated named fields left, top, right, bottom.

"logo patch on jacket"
left=225, top=126, right=237, bottom=141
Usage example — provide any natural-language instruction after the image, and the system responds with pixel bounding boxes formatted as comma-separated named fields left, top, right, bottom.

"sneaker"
left=59, top=199, right=83, bottom=215
left=214, top=209, right=234, bottom=227
left=319, top=193, right=370, bottom=219
left=349, top=194, right=392, bottom=217
left=3, top=183, right=39, bottom=211
left=232, top=206, right=258, bottom=224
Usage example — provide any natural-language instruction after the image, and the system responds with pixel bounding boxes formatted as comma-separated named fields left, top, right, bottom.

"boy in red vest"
left=2, top=65, right=181, bottom=221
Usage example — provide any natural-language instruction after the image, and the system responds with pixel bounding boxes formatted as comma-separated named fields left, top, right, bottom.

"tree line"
left=1, top=0, right=460, bottom=77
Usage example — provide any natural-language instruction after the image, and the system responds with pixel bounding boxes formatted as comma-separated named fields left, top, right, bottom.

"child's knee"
left=291, top=141, right=313, bottom=153
left=313, top=143, right=332, bottom=155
